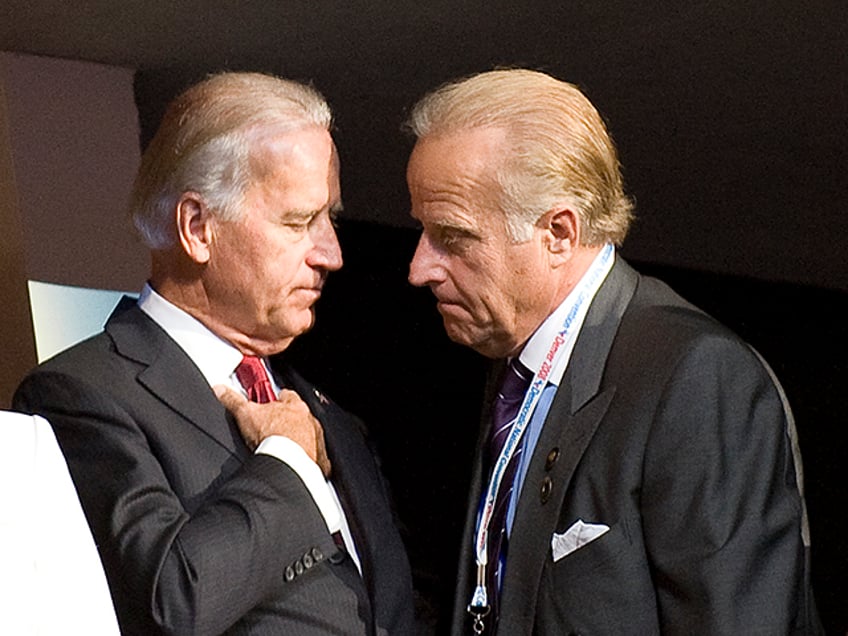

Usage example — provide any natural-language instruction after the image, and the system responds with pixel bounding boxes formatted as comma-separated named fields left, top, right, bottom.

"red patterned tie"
left=235, top=356, right=277, bottom=403
left=235, top=357, right=350, bottom=552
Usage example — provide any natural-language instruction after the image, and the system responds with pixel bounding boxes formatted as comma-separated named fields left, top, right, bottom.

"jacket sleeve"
left=640, top=334, right=818, bottom=634
left=14, top=369, right=338, bottom=636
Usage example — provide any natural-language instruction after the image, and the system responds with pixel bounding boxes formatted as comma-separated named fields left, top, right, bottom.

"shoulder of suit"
left=23, top=301, right=157, bottom=380
left=610, top=269, right=759, bottom=369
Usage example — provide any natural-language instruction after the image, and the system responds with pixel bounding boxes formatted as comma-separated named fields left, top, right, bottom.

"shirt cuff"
left=255, top=435, right=341, bottom=533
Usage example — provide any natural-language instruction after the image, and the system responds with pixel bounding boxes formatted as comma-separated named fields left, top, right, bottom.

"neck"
left=504, top=244, right=605, bottom=359
left=149, top=263, right=292, bottom=358
left=549, top=244, right=605, bottom=309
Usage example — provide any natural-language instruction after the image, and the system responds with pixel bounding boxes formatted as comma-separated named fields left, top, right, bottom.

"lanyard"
left=467, top=244, right=614, bottom=633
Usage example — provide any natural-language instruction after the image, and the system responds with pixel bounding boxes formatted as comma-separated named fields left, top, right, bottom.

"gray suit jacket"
left=452, top=259, right=821, bottom=635
left=14, top=301, right=415, bottom=636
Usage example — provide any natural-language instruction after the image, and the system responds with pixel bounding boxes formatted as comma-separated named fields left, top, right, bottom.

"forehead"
left=407, top=127, right=507, bottom=219
left=247, top=126, right=340, bottom=208
left=252, top=125, right=336, bottom=176
left=408, top=127, right=506, bottom=182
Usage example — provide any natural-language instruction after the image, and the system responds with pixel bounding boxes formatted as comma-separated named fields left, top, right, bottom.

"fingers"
left=216, top=386, right=332, bottom=475
left=276, top=389, right=311, bottom=415
left=278, top=390, right=331, bottom=477
left=215, top=384, right=264, bottom=450
left=317, top=455, right=332, bottom=479
left=214, top=384, right=248, bottom=412
left=313, top=417, right=332, bottom=478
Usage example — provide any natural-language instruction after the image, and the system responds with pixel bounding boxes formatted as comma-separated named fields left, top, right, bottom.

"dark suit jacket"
left=14, top=301, right=415, bottom=636
left=451, top=259, right=822, bottom=635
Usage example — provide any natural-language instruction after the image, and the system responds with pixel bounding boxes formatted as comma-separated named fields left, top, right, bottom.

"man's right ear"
left=175, top=192, right=214, bottom=264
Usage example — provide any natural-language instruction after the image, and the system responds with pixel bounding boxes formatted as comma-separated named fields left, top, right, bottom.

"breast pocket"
left=536, top=518, right=660, bottom=635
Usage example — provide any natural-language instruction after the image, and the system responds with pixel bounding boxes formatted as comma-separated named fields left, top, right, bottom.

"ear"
left=175, top=192, right=214, bottom=264
left=541, top=206, right=580, bottom=265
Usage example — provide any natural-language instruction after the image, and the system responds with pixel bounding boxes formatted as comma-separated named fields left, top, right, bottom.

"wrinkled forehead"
left=409, top=127, right=508, bottom=182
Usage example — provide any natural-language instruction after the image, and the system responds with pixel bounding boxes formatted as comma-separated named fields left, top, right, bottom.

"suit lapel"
left=497, top=259, right=639, bottom=635
left=274, top=364, right=374, bottom=572
left=451, top=378, right=495, bottom=634
left=106, top=300, right=248, bottom=459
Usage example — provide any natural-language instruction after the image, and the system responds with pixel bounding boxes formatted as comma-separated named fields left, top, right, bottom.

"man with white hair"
left=15, top=72, right=414, bottom=635
left=405, top=68, right=821, bottom=635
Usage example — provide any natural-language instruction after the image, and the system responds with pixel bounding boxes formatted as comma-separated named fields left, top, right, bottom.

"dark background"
left=279, top=222, right=848, bottom=634
left=3, top=1, right=846, bottom=632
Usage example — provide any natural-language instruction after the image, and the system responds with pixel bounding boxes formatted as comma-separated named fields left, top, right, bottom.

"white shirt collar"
left=137, top=283, right=244, bottom=388
left=518, top=246, right=615, bottom=386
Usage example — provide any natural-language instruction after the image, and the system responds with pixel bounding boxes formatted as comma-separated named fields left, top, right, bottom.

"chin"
left=293, top=310, right=317, bottom=335
left=444, top=321, right=485, bottom=354
left=445, top=322, right=513, bottom=359
left=262, top=312, right=315, bottom=347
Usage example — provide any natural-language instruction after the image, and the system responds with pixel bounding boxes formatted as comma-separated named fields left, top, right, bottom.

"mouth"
left=304, top=277, right=326, bottom=294
left=296, top=287, right=323, bottom=302
left=435, top=299, right=466, bottom=314
left=430, top=288, right=467, bottom=316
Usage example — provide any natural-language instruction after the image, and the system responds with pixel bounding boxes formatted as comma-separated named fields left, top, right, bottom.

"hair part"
left=405, top=68, right=634, bottom=245
left=131, top=72, right=332, bottom=249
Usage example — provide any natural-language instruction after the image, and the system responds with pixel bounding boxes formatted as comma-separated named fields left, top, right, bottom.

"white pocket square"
left=551, top=519, right=610, bottom=562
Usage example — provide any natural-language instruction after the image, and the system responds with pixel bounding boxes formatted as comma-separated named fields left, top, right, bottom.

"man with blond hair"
left=405, top=69, right=821, bottom=635
left=15, top=72, right=414, bottom=635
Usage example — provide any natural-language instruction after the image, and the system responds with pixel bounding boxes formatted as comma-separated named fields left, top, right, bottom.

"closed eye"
left=431, top=225, right=478, bottom=253
left=281, top=210, right=313, bottom=229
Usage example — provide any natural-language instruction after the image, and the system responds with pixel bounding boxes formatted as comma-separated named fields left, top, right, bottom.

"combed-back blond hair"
left=131, top=72, right=332, bottom=249
left=405, top=69, right=633, bottom=245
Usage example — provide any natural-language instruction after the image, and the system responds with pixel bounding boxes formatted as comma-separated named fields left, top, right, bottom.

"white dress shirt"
left=0, top=411, right=120, bottom=635
left=507, top=246, right=615, bottom=532
left=138, top=284, right=361, bottom=572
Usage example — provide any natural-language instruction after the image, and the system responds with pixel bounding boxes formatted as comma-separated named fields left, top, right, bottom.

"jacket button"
left=328, top=548, right=346, bottom=564
left=311, top=547, right=324, bottom=562
left=540, top=476, right=553, bottom=503
left=295, top=560, right=304, bottom=575
left=545, top=447, right=560, bottom=471
left=303, top=552, right=314, bottom=569
left=284, top=566, right=295, bottom=582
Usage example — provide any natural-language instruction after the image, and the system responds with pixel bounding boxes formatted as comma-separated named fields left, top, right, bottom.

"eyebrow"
left=285, top=201, right=344, bottom=222
left=428, top=217, right=477, bottom=235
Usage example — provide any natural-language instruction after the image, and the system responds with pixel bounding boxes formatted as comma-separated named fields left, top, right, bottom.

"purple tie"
left=484, top=357, right=532, bottom=621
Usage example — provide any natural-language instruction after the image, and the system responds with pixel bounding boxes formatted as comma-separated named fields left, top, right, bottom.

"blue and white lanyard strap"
left=467, top=243, right=614, bottom=633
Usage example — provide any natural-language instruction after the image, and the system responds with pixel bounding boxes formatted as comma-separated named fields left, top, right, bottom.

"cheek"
left=450, top=270, right=506, bottom=321
left=263, top=243, right=306, bottom=285
left=473, top=265, right=535, bottom=330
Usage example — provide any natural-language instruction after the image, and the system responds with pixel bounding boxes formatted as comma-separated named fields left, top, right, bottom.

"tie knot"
left=235, top=356, right=277, bottom=403
left=498, top=358, right=532, bottom=402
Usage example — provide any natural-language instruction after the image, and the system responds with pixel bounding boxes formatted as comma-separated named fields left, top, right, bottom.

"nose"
left=308, top=213, right=343, bottom=272
left=408, top=232, right=443, bottom=287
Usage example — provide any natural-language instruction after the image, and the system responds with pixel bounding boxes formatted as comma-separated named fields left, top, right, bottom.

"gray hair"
left=405, top=68, right=634, bottom=245
left=130, top=72, right=332, bottom=249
